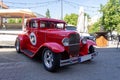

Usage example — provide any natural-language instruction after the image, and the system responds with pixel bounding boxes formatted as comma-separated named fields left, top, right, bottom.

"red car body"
left=15, top=18, right=97, bottom=72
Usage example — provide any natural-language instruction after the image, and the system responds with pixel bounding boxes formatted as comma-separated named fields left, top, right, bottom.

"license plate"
left=79, top=54, right=92, bottom=62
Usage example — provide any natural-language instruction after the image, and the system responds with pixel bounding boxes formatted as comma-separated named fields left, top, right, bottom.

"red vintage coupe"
left=15, top=18, right=97, bottom=72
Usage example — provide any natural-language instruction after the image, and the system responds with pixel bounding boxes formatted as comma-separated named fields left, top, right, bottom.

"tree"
left=64, top=13, right=78, bottom=26
left=64, top=13, right=90, bottom=26
left=100, top=0, right=120, bottom=33
left=46, top=9, right=51, bottom=18
left=88, top=21, right=100, bottom=34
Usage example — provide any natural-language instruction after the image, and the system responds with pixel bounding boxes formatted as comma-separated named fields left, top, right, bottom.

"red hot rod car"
left=15, top=18, right=97, bottom=72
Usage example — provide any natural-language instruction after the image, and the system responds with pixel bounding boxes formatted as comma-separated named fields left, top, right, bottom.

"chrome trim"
left=60, top=52, right=98, bottom=66
left=69, top=43, right=80, bottom=46
left=60, top=57, right=79, bottom=66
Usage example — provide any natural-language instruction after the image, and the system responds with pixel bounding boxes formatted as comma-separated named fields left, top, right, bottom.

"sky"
left=3, top=0, right=108, bottom=19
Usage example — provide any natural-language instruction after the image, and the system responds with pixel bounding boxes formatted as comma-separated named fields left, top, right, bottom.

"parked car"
left=15, top=18, right=97, bottom=72
left=65, top=25, right=95, bottom=41
left=65, top=25, right=96, bottom=53
left=65, top=25, right=77, bottom=31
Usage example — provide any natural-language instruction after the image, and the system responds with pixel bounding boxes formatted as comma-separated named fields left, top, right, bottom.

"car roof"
left=28, top=18, right=66, bottom=23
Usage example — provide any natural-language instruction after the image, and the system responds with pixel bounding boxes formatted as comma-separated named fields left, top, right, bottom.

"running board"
left=22, top=49, right=34, bottom=57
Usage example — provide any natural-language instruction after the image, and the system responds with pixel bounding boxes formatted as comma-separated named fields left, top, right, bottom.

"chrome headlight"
left=81, top=38, right=87, bottom=44
left=62, top=38, right=69, bottom=46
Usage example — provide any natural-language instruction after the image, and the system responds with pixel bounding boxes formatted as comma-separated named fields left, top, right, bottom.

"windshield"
left=40, top=21, right=65, bottom=29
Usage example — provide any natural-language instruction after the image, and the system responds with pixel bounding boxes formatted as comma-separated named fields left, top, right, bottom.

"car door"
left=27, top=20, right=38, bottom=52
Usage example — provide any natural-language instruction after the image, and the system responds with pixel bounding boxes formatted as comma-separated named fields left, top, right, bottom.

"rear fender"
left=17, top=34, right=28, bottom=49
left=40, top=42, right=65, bottom=53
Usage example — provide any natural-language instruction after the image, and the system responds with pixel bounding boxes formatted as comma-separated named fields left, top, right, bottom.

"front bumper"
left=60, top=52, right=98, bottom=66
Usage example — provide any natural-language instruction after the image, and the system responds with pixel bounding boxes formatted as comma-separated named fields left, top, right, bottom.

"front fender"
left=41, top=42, right=65, bottom=53
left=87, top=40, right=96, bottom=48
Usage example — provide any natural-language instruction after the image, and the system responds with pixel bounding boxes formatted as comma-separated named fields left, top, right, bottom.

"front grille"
left=69, top=33, right=80, bottom=44
left=68, top=33, right=80, bottom=56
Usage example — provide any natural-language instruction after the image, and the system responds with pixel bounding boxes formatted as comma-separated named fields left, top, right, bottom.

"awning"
left=0, top=9, right=37, bottom=18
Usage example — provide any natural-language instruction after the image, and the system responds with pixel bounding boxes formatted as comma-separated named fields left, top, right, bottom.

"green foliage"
left=89, top=21, right=100, bottom=34
left=46, top=9, right=51, bottom=18
left=116, top=23, right=120, bottom=34
left=64, top=13, right=90, bottom=26
left=18, top=18, right=22, bottom=23
left=8, top=18, right=16, bottom=23
left=8, top=18, right=22, bottom=23
left=100, top=0, right=120, bottom=33
left=64, top=13, right=78, bottom=26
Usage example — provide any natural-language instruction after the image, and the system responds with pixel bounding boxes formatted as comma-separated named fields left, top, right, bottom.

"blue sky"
left=3, top=0, right=108, bottom=19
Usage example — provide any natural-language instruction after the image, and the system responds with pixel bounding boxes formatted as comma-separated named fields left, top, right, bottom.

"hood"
left=46, top=29, right=77, bottom=38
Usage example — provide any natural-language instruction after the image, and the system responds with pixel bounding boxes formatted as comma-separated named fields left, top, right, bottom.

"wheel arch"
left=35, top=42, right=65, bottom=60
left=87, top=40, right=96, bottom=48
left=37, top=42, right=65, bottom=54
left=16, top=34, right=29, bottom=50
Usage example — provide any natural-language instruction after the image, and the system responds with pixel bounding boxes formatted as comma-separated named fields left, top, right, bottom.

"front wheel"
left=15, top=38, right=21, bottom=53
left=42, top=48, right=60, bottom=72
left=89, top=46, right=95, bottom=54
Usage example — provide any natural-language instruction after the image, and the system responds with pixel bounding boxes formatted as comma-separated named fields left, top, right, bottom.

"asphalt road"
left=0, top=48, right=120, bottom=80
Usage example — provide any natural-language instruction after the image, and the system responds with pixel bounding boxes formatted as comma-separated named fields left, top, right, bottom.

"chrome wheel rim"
left=44, top=50, right=53, bottom=68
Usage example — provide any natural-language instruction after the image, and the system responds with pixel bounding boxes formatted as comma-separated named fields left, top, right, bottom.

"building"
left=0, top=1, right=8, bottom=9
left=0, top=1, right=45, bottom=32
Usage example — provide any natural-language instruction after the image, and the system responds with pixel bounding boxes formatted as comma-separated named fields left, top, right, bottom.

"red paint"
left=87, top=40, right=96, bottom=48
left=16, top=18, right=95, bottom=59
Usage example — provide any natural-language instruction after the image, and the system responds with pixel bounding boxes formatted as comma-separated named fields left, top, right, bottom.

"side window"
left=40, top=23, right=45, bottom=28
left=56, top=23, right=64, bottom=29
left=40, top=21, right=46, bottom=28
left=30, top=20, right=38, bottom=28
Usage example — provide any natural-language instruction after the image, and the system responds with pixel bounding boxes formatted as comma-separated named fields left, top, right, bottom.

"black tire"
left=42, top=48, right=60, bottom=72
left=89, top=46, right=95, bottom=54
left=15, top=38, right=21, bottom=53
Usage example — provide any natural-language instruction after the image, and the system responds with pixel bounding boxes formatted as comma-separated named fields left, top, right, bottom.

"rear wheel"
left=42, top=48, right=60, bottom=72
left=15, top=38, right=21, bottom=53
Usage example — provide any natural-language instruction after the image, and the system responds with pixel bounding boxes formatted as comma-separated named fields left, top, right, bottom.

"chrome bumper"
left=60, top=52, right=98, bottom=67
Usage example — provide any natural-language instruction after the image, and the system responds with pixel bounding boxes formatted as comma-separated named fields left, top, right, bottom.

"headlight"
left=62, top=38, right=69, bottom=46
left=81, top=38, right=87, bottom=44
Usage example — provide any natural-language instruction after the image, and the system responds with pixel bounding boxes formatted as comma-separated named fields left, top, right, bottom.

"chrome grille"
left=69, top=33, right=80, bottom=44
left=68, top=33, right=80, bottom=56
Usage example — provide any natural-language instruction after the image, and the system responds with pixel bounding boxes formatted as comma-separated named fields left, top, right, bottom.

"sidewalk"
left=0, top=30, right=23, bottom=47
left=0, top=34, right=17, bottom=48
